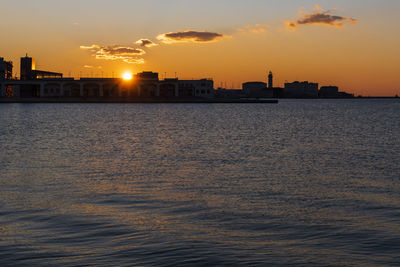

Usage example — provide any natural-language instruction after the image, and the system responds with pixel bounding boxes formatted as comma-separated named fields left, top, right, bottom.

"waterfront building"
left=1, top=61, right=215, bottom=99
left=284, top=81, right=319, bottom=98
left=338, top=91, right=355, bottom=98
left=2, top=54, right=353, bottom=100
left=242, top=82, right=273, bottom=98
left=0, top=54, right=218, bottom=99
left=136, top=71, right=159, bottom=82
left=0, top=57, right=13, bottom=80
left=1, top=76, right=216, bottom=99
left=179, top=79, right=214, bottom=97
left=243, top=82, right=267, bottom=93
left=215, top=88, right=244, bottom=99
left=20, top=54, right=62, bottom=80
left=239, top=70, right=276, bottom=98
left=0, top=58, right=13, bottom=97
left=319, top=86, right=339, bottom=98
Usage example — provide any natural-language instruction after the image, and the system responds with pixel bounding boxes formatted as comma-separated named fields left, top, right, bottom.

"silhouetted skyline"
left=1, top=0, right=399, bottom=96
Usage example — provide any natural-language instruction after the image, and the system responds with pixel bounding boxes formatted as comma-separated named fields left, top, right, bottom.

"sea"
left=0, top=99, right=399, bottom=266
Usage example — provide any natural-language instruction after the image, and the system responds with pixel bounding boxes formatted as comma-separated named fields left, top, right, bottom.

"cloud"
left=285, top=21, right=299, bottom=30
left=136, top=39, right=158, bottom=47
left=315, top=4, right=324, bottom=12
left=157, top=30, right=226, bottom=43
left=83, top=65, right=102, bottom=69
left=80, top=45, right=145, bottom=64
left=287, top=7, right=357, bottom=30
left=80, top=45, right=100, bottom=50
left=237, top=24, right=270, bottom=34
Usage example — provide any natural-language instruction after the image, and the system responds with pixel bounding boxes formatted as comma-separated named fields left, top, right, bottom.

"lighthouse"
left=268, top=71, right=273, bottom=89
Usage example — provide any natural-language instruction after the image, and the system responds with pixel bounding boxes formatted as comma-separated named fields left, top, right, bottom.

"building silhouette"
left=242, top=82, right=273, bottom=98
left=1, top=55, right=215, bottom=99
left=0, top=57, right=13, bottom=80
left=20, top=54, right=62, bottom=80
left=319, top=86, right=339, bottom=98
left=0, top=54, right=354, bottom=100
left=284, top=81, right=319, bottom=98
left=239, top=70, right=277, bottom=98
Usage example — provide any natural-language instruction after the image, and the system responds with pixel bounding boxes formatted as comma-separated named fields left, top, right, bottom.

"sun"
left=122, top=72, right=133, bottom=81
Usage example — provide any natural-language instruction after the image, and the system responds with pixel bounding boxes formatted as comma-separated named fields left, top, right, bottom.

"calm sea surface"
left=0, top=99, right=399, bottom=266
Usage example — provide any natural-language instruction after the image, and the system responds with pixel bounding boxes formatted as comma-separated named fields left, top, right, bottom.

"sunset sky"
left=1, top=0, right=399, bottom=96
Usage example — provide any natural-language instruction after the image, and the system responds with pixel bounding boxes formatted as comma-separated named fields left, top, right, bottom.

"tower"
left=268, top=71, right=273, bottom=89
left=20, top=54, right=35, bottom=80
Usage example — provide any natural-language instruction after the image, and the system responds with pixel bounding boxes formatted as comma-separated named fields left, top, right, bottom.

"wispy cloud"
left=286, top=6, right=357, bottom=30
left=237, top=24, right=270, bottom=34
left=80, top=45, right=145, bottom=64
left=136, top=39, right=158, bottom=48
left=157, top=30, right=227, bottom=43
left=83, top=65, right=102, bottom=69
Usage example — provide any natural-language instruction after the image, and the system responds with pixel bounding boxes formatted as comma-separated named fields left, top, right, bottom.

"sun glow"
left=122, top=72, right=133, bottom=80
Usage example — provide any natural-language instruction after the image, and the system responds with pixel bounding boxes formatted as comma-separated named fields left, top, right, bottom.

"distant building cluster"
left=1, top=55, right=354, bottom=100
left=282, top=82, right=353, bottom=98
left=0, top=55, right=214, bottom=99
left=217, top=71, right=354, bottom=99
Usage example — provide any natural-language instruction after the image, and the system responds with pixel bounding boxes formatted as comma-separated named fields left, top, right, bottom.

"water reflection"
left=0, top=100, right=399, bottom=266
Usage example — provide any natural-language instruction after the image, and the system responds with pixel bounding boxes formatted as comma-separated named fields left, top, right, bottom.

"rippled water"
left=0, top=99, right=399, bottom=266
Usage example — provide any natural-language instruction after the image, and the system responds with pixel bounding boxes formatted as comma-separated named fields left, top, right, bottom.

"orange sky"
left=1, top=0, right=399, bottom=96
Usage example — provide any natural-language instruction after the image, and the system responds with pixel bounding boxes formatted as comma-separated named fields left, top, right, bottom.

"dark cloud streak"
left=157, top=30, right=226, bottom=43
left=80, top=45, right=145, bottom=64
left=287, top=9, right=357, bottom=29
